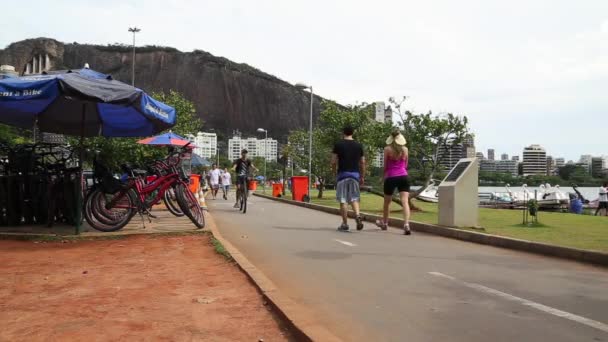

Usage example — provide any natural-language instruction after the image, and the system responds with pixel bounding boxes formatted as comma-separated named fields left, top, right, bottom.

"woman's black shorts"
left=384, top=176, right=410, bottom=195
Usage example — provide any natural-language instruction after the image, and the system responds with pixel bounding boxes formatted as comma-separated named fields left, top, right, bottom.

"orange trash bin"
left=272, top=183, right=283, bottom=197
left=248, top=180, right=257, bottom=191
left=291, top=176, right=309, bottom=202
left=189, top=174, right=201, bottom=193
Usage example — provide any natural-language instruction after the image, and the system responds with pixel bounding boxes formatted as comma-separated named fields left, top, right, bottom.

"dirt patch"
left=0, top=235, right=291, bottom=341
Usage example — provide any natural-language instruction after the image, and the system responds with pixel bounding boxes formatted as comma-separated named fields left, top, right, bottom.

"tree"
left=87, top=90, right=203, bottom=169
left=389, top=97, right=470, bottom=209
left=0, top=124, right=32, bottom=145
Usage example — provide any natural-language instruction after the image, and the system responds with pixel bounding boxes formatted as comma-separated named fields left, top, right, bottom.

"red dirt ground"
left=0, top=234, right=291, bottom=341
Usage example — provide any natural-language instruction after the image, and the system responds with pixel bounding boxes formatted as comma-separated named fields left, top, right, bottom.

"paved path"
left=209, top=196, right=608, bottom=342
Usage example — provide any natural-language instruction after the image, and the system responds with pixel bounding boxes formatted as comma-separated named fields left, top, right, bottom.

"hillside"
left=0, top=38, right=322, bottom=140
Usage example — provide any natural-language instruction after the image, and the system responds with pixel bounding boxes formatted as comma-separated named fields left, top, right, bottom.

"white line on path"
left=334, top=239, right=357, bottom=247
left=428, top=272, right=608, bottom=333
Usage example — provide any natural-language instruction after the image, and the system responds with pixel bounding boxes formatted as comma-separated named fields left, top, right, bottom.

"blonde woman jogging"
left=376, top=130, right=411, bottom=235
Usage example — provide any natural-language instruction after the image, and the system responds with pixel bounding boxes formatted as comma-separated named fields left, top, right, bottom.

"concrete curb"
left=255, top=193, right=608, bottom=268
left=206, top=214, right=342, bottom=342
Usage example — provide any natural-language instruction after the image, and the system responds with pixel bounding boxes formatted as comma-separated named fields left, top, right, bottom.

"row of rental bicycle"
left=0, top=142, right=205, bottom=231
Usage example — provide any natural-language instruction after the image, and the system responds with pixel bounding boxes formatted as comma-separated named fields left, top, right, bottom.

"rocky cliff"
left=0, top=38, right=321, bottom=140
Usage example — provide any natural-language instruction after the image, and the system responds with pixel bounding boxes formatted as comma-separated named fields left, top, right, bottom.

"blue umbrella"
left=0, top=68, right=176, bottom=137
left=0, top=68, right=176, bottom=234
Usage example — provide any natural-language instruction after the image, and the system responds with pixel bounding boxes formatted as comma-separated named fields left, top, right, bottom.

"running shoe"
left=404, top=224, right=412, bottom=235
left=375, top=220, right=388, bottom=230
left=233, top=203, right=240, bottom=208
left=356, top=216, right=364, bottom=230
left=337, top=223, right=350, bottom=231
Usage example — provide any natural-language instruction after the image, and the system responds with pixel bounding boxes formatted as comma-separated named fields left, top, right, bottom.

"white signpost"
left=438, top=158, right=479, bottom=227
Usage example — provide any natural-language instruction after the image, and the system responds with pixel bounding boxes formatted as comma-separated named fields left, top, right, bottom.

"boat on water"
left=416, top=183, right=570, bottom=209
left=416, top=183, right=515, bottom=207
left=506, top=184, right=569, bottom=209
left=416, top=182, right=439, bottom=203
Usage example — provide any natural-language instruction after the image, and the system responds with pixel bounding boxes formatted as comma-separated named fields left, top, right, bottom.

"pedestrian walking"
left=375, top=129, right=411, bottom=235
left=222, top=168, right=231, bottom=200
left=596, top=183, right=608, bottom=216
left=209, top=164, right=221, bottom=200
left=331, top=125, right=365, bottom=231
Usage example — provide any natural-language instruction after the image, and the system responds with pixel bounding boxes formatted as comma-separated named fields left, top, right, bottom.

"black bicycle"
left=236, top=177, right=252, bottom=214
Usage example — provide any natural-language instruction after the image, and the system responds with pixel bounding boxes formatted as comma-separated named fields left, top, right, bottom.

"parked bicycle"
left=85, top=145, right=204, bottom=232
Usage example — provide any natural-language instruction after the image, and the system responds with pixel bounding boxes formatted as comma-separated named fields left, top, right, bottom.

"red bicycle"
left=84, top=146, right=205, bottom=232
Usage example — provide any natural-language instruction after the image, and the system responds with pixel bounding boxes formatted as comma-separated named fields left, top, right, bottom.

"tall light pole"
left=257, top=128, right=268, bottom=193
left=295, top=82, right=313, bottom=201
left=128, top=27, right=141, bottom=86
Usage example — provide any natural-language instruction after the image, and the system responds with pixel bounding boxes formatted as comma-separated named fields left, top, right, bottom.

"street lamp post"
left=295, top=83, right=313, bottom=201
left=128, top=27, right=141, bottom=86
left=257, top=128, right=268, bottom=193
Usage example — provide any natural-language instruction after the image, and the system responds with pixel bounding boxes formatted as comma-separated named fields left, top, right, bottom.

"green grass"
left=312, top=190, right=608, bottom=252
left=210, top=236, right=234, bottom=261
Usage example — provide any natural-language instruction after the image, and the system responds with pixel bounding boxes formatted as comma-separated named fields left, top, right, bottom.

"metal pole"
left=128, top=27, right=140, bottom=86
left=308, top=87, right=313, bottom=200
left=131, top=32, right=135, bottom=86
left=264, top=130, right=267, bottom=193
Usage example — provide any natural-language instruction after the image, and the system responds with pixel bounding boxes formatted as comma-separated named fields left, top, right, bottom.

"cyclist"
left=232, top=149, right=258, bottom=208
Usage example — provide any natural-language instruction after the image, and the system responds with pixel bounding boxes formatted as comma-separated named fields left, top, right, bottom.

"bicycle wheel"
left=93, top=189, right=137, bottom=225
left=86, top=188, right=137, bottom=232
left=175, top=182, right=205, bottom=229
left=163, top=187, right=184, bottom=217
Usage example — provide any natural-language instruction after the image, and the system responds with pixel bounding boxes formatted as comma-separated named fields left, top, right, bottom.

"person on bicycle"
left=232, top=149, right=258, bottom=208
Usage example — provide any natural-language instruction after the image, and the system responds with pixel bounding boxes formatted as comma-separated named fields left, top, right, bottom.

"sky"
left=2, top=0, right=607, bottom=161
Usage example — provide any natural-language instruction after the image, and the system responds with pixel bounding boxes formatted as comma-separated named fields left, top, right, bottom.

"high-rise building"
left=579, top=155, right=593, bottom=173
left=187, top=132, right=218, bottom=159
left=462, top=134, right=476, bottom=158
left=487, top=149, right=495, bottom=161
left=501, top=153, right=509, bottom=161
left=373, top=151, right=384, bottom=168
left=374, top=102, right=393, bottom=123
left=496, top=160, right=518, bottom=176
left=480, top=159, right=497, bottom=173
left=476, top=152, right=484, bottom=161
left=522, top=144, right=547, bottom=175
left=374, top=102, right=385, bottom=123
left=546, top=155, right=556, bottom=176
left=591, top=157, right=607, bottom=178
left=438, top=134, right=476, bottom=170
left=555, top=157, right=565, bottom=169
left=511, top=156, right=520, bottom=162
left=228, top=135, right=278, bottom=162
